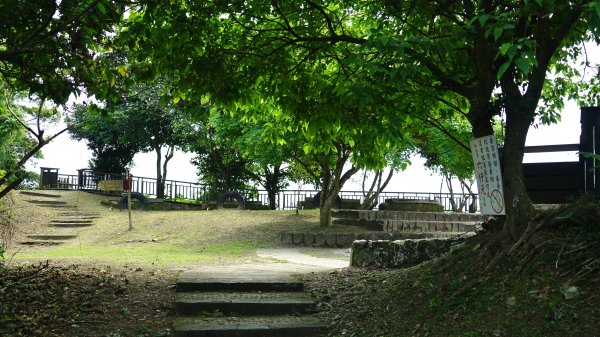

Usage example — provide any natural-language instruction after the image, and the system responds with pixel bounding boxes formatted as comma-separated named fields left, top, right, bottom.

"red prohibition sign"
left=490, top=189, right=504, bottom=213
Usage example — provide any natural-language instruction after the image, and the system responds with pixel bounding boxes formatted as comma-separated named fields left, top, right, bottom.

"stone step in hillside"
left=332, top=209, right=484, bottom=232
left=57, top=212, right=100, bottom=218
left=174, top=268, right=326, bottom=337
left=26, top=200, right=68, bottom=205
left=383, top=220, right=479, bottom=233
left=49, top=222, right=94, bottom=228
left=332, top=209, right=484, bottom=222
left=19, top=191, right=62, bottom=198
left=20, top=234, right=78, bottom=246
left=50, top=219, right=95, bottom=224
left=177, top=270, right=304, bottom=293
left=26, top=234, right=78, bottom=241
left=175, top=291, right=316, bottom=316
left=174, top=316, right=325, bottom=337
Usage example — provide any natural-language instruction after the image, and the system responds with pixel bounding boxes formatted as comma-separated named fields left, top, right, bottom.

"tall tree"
left=357, top=1, right=600, bottom=247
left=203, top=0, right=600, bottom=240
left=223, top=112, right=298, bottom=210
left=68, top=103, right=141, bottom=173
left=0, top=0, right=127, bottom=199
left=122, top=2, right=417, bottom=225
left=186, top=113, right=254, bottom=198
left=70, top=82, right=195, bottom=198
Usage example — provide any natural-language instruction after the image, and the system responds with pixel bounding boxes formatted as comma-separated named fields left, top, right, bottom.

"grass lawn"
left=6, top=190, right=355, bottom=267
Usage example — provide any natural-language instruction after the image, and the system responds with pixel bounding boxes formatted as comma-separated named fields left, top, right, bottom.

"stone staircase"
left=173, top=268, right=326, bottom=337
left=18, top=191, right=98, bottom=245
left=332, top=209, right=484, bottom=235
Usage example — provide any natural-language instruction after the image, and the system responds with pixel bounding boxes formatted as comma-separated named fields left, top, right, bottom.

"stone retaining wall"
left=279, top=231, right=467, bottom=248
left=350, top=238, right=465, bottom=268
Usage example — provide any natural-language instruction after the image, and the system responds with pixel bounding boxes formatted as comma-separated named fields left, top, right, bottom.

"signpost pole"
left=127, top=170, right=133, bottom=230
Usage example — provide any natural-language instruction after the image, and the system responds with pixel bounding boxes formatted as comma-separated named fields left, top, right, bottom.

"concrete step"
left=57, top=212, right=100, bottom=217
left=51, top=219, right=94, bottom=223
left=19, top=191, right=62, bottom=198
left=332, top=209, right=484, bottom=222
left=177, top=270, right=304, bottom=293
left=49, top=222, right=94, bottom=228
left=26, top=234, right=78, bottom=240
left=36, top=204, right=76, bottom=209
left=383, top=220, right=479, bottom=233
left=27, top=200, right=68, bottom=205
left=19, top=240, right=63, bottom=246
left=175, top=292, right=315, bottom=316
left=173, top=315, right=325, bottom=337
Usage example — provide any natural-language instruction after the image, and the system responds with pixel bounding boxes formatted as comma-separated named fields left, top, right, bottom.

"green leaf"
left=116, top=65, right=127, bottom=77
left=514, top=58, right=529, bottom=75
left=478, top=14, right=491, bottom=27
left=303, top=143, right=312, bottom=154
left=97, top=2, right=106, bottom=15
left=497, top=61, right=510, bottom=80
left=494, top=27, right=504, bottom=40
left=500, top=43, right=511, bottom=55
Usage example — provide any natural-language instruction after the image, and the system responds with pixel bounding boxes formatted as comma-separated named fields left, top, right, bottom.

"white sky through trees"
left=28, top=99, right=582, bottom=193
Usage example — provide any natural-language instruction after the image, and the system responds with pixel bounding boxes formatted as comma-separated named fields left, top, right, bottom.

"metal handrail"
left=44, top=171, right=477, bottom=212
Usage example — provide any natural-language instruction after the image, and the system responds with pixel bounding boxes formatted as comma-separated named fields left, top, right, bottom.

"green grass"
left=9, top=190, right=363, bottom=267
left=16, top=241, right=263, bottom=266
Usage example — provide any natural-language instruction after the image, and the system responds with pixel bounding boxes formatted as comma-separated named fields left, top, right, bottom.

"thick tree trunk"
left=317, top=154, right=359, bottom=227
left=262, top=165, right=282, bottom=210
left=500, top=101, right=536, bottom=239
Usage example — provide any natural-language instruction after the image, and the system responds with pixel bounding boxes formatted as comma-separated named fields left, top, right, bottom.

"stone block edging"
left=279, top=231, right=468, bottom=248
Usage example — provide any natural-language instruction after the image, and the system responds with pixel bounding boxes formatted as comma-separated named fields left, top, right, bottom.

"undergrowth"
left=302, top=200, right=600, bottom=337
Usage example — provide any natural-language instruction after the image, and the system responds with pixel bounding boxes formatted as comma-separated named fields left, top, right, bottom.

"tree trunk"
left=263, top=165, right=282, bottom=210
left=155, top=146, right=164, bottom=198
left=445, top=173, right=459, bottom=212
left=500, top=101, right=536, bottom=239
left=0, top=176, right=25, bottom=200
left=360, top=169, right=393, bottom=210
left=317, top=150, right=359, bottom=227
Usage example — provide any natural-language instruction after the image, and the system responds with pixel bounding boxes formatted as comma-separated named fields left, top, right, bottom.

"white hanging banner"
left=470, top=135, right=505, bottom=215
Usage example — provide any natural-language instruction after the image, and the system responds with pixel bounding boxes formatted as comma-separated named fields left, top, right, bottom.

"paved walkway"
left=256, top=248, right=349, bottom=270
left=177, top=248, right=350, bottom=278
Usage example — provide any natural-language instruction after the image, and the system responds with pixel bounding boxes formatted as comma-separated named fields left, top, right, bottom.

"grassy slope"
left=7, top=190, right=360, bottom=267
left=301, top=230, right=600, bottom=337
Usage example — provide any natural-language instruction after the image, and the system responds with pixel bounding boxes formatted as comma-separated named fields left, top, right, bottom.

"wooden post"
left=127, top=170, right=133, bottom=231
left=580, top=107, right=600, bottom=194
